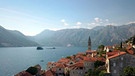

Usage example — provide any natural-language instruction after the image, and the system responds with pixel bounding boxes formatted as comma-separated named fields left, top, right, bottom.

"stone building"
left=106, top=51, right=135, bottom=76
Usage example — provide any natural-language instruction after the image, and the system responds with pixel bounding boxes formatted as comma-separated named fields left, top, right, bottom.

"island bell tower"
left=88, top=36, right=91, bottom=50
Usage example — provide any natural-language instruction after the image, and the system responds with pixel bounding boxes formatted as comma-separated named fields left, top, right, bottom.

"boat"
left=37, top=47, right=43, bottom=50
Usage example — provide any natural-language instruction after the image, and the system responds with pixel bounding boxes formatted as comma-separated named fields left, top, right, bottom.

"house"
left=86, top=50, right=97, bottom=57
left=42, top=70, right=55, bottom=76
left=106, top=51, right=135, bottom=76
left=104, top=46, right=113, bottom=52
left=83, top=57, right=95, bottom=71
left=55, top=63, right=66, bottom=76
left=47, top=62, right=56, bottom=70
left=69, top=62, right=85, bottom=76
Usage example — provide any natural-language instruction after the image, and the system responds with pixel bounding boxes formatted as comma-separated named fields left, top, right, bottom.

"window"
left=121, top=57, right=123, bottom=60
left=59, top=68, right=61, bottom=70
left=114, top=70, right=116, bottom=73
left=113, top=63, right=116, bottom=67
left=72, top=72, right=74, bottom=74
left=120, top=63, right=123, bottom=67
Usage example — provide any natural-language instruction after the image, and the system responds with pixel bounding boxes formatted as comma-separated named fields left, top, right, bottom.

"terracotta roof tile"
left=69, top=62, right=84, bottom=69
left=108, top=52, right=126, bottom=59
left=55, top=63, right=66, bottom=68
left=43, top=70, right=55, bottom=76
left=15, top=71, right=32, bottom=76
left=58, top=58, right=70, bottom=63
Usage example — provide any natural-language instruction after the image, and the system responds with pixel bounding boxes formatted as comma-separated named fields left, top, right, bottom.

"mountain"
left=1, top=23, right=135, bottom=47
left=31, top=23, right=135, bottom=47
left=0, top=26, right=38, bottom=47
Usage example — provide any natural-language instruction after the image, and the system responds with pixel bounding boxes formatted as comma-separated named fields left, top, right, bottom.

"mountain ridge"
left=0, top=23, right=135, bottom=47
left=0, top=26, right=38, bottom=47
left=32, top=23, right=135, bottom=47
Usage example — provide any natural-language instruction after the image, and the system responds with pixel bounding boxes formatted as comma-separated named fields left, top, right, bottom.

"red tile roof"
left=83, top=57, right=96, bottom=62
left=58, top=58, right=70, bottom=63
left=83, top=57, right=105, bottom=62
left=55, top=63, right=66, bottom=68
left=69, top=62, right=84, bottom=69
left=15, top=71, right=32, bottom=76
left=106, top=51, right=120, bottom=57
left=108, top=52, right=126, bottom=59
left=42, top=70, right=55, bottom=76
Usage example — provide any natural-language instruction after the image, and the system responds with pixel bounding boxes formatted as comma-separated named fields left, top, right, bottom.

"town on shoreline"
left=15, top=36, right=135, bottom=76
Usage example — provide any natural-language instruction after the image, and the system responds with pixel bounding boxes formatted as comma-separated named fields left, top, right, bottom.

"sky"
left=0, top=0, right=135, bottom=36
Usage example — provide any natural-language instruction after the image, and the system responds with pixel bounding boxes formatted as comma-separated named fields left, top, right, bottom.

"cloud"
left=105, top=19, right=109, bottom=22
left=127, top=21, right=135, bottom=24
left=61, top=19, right=68, bottom=26
left=76, top=22, right=82, bottom=25
left=94, top=17, right=102, bottom=23
left=61, top=19, right=65, bottom=22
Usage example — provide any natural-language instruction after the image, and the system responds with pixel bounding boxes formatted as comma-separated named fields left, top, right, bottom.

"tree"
left=85, top=69, right=100, bottom=76
left=94, top=61, right=105, bottom=68
left=123, top=66, right=135, bottom=76
left=97, top=45, right=105, bottom=51
left=99, top=71, right=106, bottom=76
left=133, top=37, right=135, bottom=45
left=26, top=66, right=38, bottom=75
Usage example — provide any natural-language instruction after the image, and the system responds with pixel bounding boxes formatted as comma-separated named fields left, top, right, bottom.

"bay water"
left=0, top=47, right=88, bottom=76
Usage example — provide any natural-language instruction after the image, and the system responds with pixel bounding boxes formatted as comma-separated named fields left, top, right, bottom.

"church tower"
left=88, top=36, right=91, bottom=50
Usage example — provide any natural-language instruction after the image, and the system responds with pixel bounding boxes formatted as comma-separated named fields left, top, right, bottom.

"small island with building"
left=15, top=36, right=135, bottom=76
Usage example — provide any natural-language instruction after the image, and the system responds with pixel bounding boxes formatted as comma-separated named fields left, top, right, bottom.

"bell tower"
left=88, top=36, right=91, bottom=50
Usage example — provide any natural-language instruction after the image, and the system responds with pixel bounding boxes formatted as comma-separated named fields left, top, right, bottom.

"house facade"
left=106, top=51, right=135, bottom=76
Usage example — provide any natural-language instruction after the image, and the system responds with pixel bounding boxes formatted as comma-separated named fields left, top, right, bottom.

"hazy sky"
left=0, top=0, right=135, bottom=36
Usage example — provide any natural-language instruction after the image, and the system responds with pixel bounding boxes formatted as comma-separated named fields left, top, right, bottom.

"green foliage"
left=125, top=35, right=135, bottom=44
left=123, top=66, right=135, bottom=76
left=98, top=45, right=105, bottom=51
left=85, top=69, right=100, bottom=76
left=133, top=37, right=135, bottom=45
left=117, top=47, right=127, bottom=52
left=99, top=71, right=106, bottom=76
left=26, top=66, right=38, bottom=75
left=85, top=69, right=93, bottom=76
left=85, top=69, right=106, bottom=76
left=83, top=54, right=87, bottom=56
left=97, top=45, right=106, bottom=57
left=94, top=61, right=105, bottom=68
left=66, top=56, right=71, bottom=59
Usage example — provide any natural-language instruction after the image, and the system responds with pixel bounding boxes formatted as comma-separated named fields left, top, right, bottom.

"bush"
left=94, top=61, right=105, bottom=68
left=123, top=66, right=135, bottom=76
left=26, top=66, right=38, bottom=75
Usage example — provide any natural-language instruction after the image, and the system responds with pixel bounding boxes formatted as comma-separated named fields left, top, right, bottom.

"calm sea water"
left=0, top=47, right=88, bottom=76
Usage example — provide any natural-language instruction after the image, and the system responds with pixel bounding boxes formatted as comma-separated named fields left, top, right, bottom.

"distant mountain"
left=31, top=23, right=135, bottom=47
left=1, top=23, right=135, bottom=47
left=0, top=26, right=38, bottom=47
left=92, top=26, right=105, bottom=31
left=32, top=28, right=98, bottom=47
